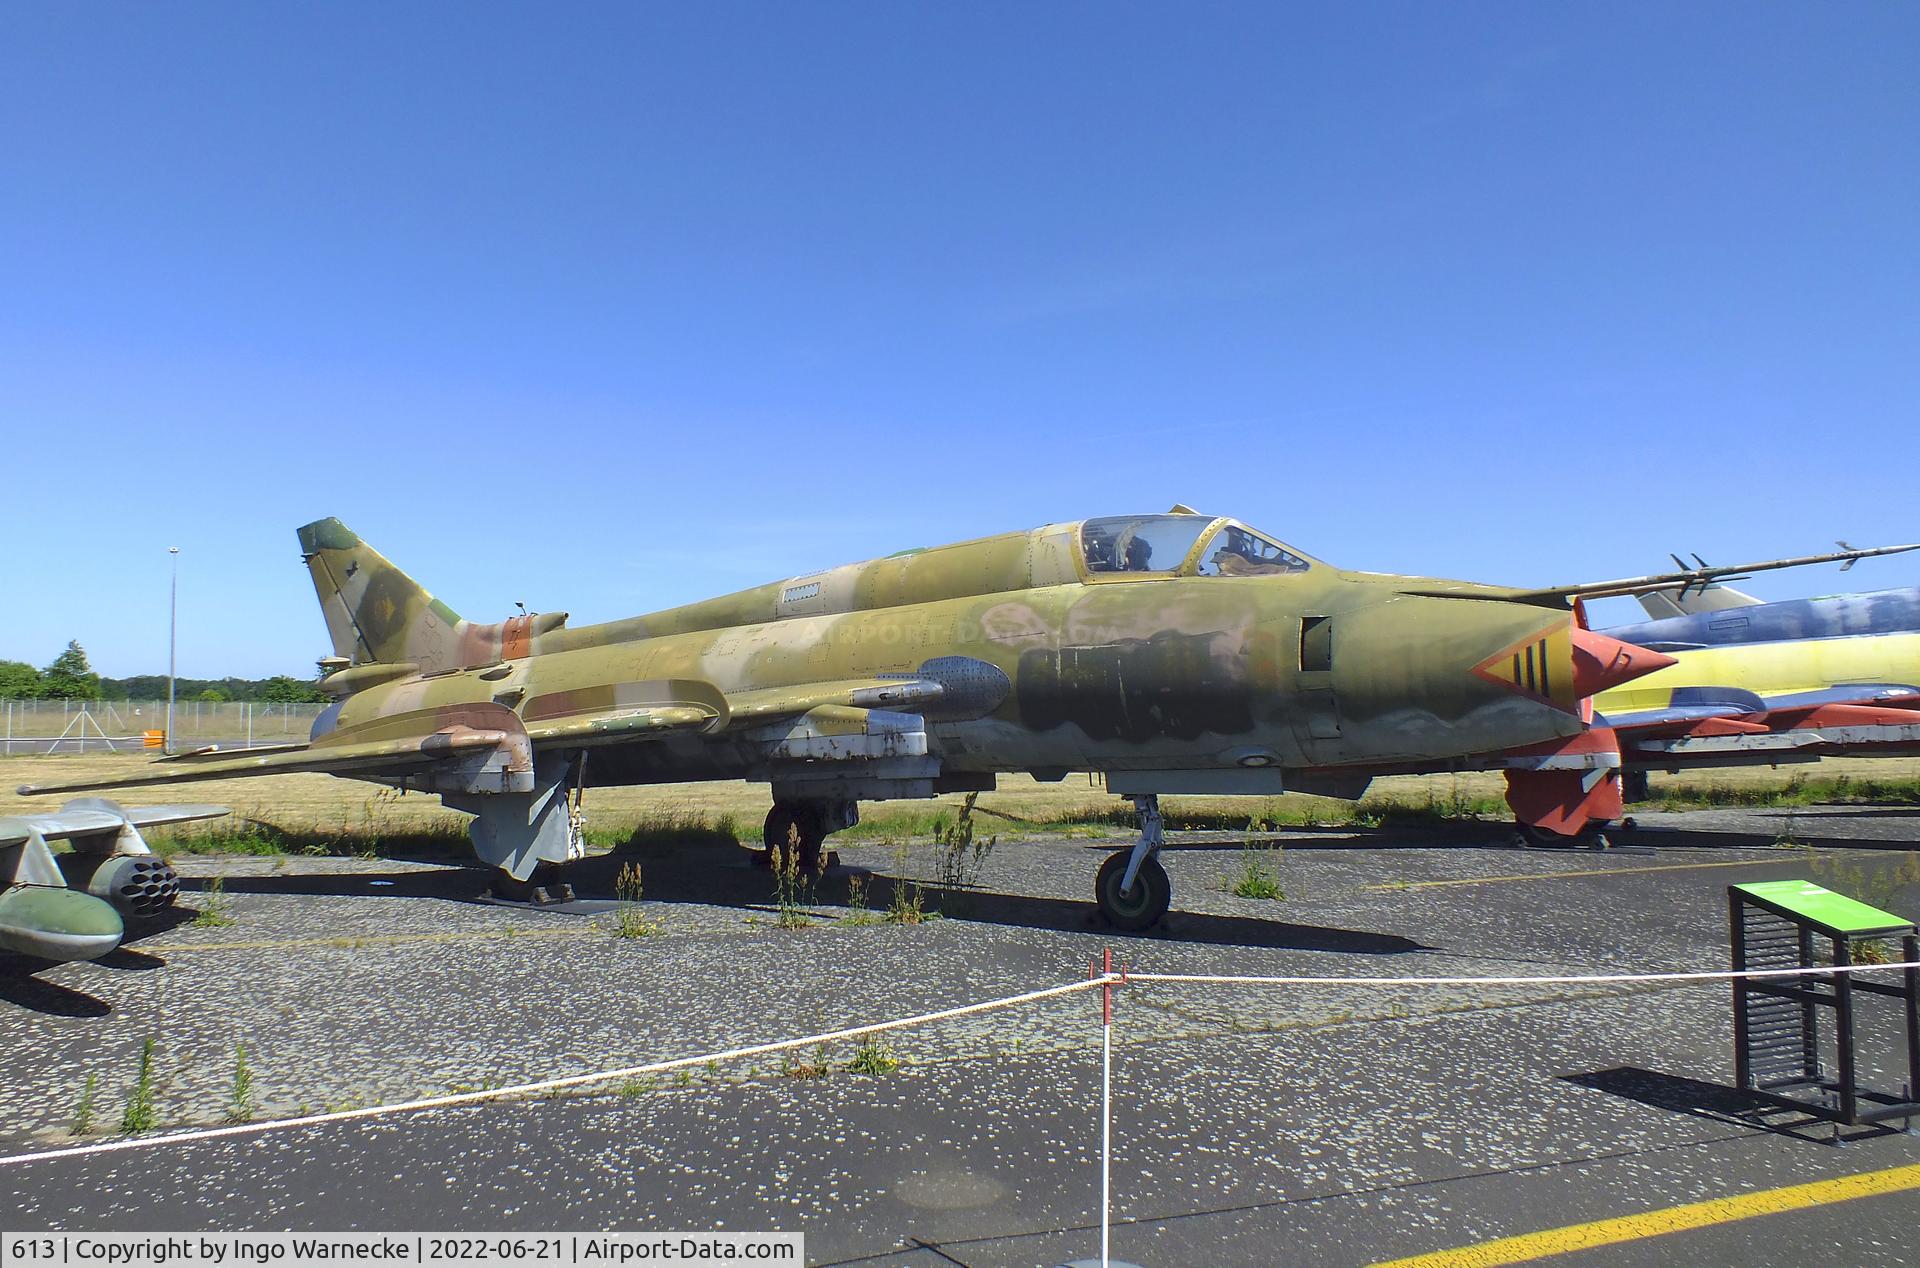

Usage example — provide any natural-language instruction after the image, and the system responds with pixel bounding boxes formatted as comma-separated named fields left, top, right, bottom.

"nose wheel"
left=1095, top=793, right=1172, bottom=930
left=1096, top=851, right=1170, bottom=930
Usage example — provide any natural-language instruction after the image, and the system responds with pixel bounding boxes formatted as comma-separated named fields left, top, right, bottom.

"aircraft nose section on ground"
left=1568, top=627, right=1677, bottom=698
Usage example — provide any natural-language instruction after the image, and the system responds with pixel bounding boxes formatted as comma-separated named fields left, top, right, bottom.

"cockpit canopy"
left=1079, top=514, right=1314, bottom=577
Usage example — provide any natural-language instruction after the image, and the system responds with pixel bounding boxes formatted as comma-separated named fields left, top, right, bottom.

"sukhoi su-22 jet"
left=23, top=510, right=1911, bottom=930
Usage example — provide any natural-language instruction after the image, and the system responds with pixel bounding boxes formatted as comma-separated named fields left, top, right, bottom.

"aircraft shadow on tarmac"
left=0, top=909, right=198, bottom=1015
left=0, top=957, right=117, bottom=1016
left=203, top=845, right=1434, bottom=956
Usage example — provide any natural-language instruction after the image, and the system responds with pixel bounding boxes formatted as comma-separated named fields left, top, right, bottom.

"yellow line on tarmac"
left=1366, top=856, right=1809, bottom=891
left=158, top=927, right=601, bottom=953
left=1369, top=1162, right=1920, bottom=1267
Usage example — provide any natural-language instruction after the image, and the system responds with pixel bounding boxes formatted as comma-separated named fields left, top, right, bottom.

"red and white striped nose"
left=1474, top=618, right=1678, bottom=715
left=1569, top=627, right=1676, bottom=698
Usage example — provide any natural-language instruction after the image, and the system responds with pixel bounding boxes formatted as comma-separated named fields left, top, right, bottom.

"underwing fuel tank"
left=0, top=885, right=124, bottom=963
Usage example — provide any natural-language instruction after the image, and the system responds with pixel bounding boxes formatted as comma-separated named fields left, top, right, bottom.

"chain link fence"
left=0, top=699, right=328, bottom=754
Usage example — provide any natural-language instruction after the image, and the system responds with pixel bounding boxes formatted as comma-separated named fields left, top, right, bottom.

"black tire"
left=1095, top=852, right=1170, bottom=931
left=1517, top=824, right=1610, bottom=851
left=491, top=862, right=572, bottom=903
left=764, top=803, right=826, bottom=873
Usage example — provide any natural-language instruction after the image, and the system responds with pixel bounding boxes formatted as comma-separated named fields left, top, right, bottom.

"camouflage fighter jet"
left=19, top=512, right=1914, bottom=929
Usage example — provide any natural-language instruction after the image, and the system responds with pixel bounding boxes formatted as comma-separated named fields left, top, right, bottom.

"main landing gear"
left=1504, top=752, right=1625, bottom=854
left=1095, top=794, right=1171, bottom=932
left=491, top=861, right=576, bottom=905
left=1514, top=823, right=1612, bottom=851
left=450, top=752, right=586, bottom=907
left=761, top=800, right=859, bottom=873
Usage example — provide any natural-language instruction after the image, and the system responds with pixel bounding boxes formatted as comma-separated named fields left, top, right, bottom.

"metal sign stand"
left=1730, top=881, right=1920, bottom=1135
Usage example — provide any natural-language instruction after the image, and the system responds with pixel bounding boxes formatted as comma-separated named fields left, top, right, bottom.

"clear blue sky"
left=2, top=4, right=1914, bottom=679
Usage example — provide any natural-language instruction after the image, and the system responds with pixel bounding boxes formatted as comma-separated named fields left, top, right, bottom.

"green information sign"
left=1731, top=880, right=1915, bottom=938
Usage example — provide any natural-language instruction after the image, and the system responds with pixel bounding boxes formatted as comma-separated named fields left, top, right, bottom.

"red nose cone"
left=1569, top=627, right=1678, bottom=698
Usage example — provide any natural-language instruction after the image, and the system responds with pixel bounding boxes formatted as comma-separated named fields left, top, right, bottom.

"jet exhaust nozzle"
left=1569, top=627, right=1677, bottom=698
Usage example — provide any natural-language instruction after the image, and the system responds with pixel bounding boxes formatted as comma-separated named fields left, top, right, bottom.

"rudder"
left=297, top=518, right=464, bottom=670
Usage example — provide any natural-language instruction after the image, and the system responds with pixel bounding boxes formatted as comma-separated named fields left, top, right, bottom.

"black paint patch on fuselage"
left=1017, top=632, right=1253, bottom=743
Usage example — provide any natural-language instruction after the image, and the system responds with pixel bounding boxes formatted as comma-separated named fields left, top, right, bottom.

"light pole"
left=166, top=546, right=179, bottom=754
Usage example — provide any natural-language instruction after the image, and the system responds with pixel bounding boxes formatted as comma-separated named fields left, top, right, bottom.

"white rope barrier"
left=3, top=957, right=1913, bottom=1170
left=1124, top=959, right=1920, bottom=989
left=0, top=977, right=1104, bottom=1168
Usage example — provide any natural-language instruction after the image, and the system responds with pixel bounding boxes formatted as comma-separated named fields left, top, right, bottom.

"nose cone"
left=1569, top=628, right=1677, bottom=698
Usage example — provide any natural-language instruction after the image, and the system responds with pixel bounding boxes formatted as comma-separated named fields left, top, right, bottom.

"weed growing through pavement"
left=1225, top=840, right=1286, bottom=901
left=191, top=875, right=234, bottom=927
left=1853, top=938, right=1895, bottom=966
left=617, top=1076, right=657, bottom=1098
left=846, top=1036, right=900, bottom=1076
left=782, top=1046, right=830, bottom=1080
left=70, top=1073, right=97, bottom=1136
left=121, top=1037, right=157, bottom=1134
left=841, top=873, right=885, bottom=926
left=611, top=862, right=663, bottom=938
left=935, top=792, right=997, bottom=890
left=878, top=840, right=932, bottom=924
left=771, top=844, right=814, bottom=929
left=225, top=1043, right=254, bottom=1124
left=886, top=878, right=929, bottom=925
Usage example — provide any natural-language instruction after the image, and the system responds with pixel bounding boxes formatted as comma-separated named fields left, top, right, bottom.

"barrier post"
left=1101, top=947, right=1112, bottom=1268
left=1068, top=947, right=1137, bottom=1268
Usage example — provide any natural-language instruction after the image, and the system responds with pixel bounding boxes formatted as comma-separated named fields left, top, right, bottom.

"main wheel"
left=1516, top=824, right=1610, bottom=851
left=490, top=862, right=575, bottom=905
left=1095, top=852, right=1170, bottom=931
left=764, top=803, right=827, bottom=873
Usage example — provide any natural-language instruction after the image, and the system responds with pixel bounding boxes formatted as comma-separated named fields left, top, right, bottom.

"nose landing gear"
left=1095, top=794, right=1171, bottom=931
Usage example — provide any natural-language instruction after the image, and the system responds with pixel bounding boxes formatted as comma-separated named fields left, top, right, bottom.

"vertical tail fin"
left=297, top=518, right=463, bottom=670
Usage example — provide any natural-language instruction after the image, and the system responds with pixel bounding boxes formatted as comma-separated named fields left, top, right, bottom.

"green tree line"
left=0, top=641, right=332, bottom=703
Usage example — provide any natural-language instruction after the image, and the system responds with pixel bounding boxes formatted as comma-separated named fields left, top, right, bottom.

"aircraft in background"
left=1592, top=579, right=1920, bottom=800
left=0, top=800, right=215, bottom=964
left=18, top=512, right=1911, bottom=929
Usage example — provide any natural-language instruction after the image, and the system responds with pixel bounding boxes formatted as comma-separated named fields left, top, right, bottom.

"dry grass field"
left=8, top=752, right=1920, bottom=851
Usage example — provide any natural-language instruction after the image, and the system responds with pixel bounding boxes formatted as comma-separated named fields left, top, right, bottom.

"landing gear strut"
left=761, top=799, right=859, bottom=874
left=764, top=803, right=827, bottom=873
left=1095, top=794, right=1171, bottom=931
left=449, top=752, right=587, bottom=907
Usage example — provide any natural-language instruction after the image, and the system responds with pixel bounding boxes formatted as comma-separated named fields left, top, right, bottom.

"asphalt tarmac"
left=5, top=804, right=1919, bottom=1266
